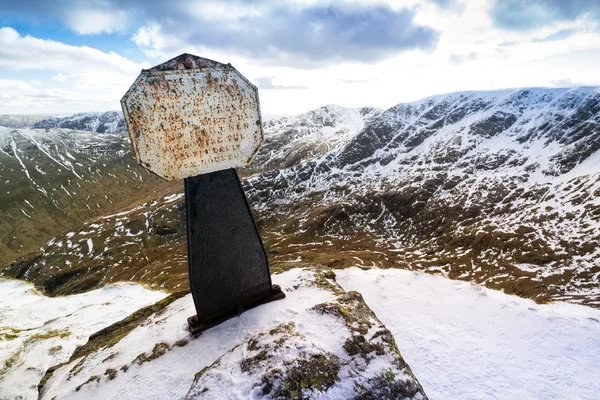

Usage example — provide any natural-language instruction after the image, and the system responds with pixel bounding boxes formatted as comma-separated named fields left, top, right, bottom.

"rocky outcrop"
left=38, top=268, right=427, bottom=400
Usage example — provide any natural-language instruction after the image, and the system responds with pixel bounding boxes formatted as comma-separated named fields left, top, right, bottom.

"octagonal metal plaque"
left=121, top=54, right=263, bottom=181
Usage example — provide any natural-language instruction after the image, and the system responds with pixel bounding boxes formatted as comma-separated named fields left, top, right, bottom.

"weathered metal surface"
left=120, top=54, right=263, bottom=181
left=185, top=168, right=285, bottom=334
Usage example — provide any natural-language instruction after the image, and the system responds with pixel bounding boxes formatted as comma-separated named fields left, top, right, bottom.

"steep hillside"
left=0, top=191, right=188, bottom=295
left=33, top=112, right=127, bottom=133
left=246, top=87, right=600, bottom=306
left=3, top=88, right=599, bottom=308
left=0, top=127, right=176, bottom=266
left=243, top=105, right=382, bottom=175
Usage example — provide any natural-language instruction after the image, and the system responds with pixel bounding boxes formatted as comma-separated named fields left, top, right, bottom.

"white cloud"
left=0, top=79, right=92, bottom=114
left=131, top=23, right=184, bottom=59
left=52, top=73, right=69, bottom=83
left=181, top=1, right=262, bottom=21
left=0, top=27, right=145, bottom=73
left=0, top=27, right=148, bottom=114
left=63, top=8, right=129, bottom=35
left=122, top=0, right=600, bottom=117
left=2, top=1, right=600, bottom=116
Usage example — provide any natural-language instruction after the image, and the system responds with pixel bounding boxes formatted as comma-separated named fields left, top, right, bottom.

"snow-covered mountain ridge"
left=30, top=105, right=382, bottom=175
left=245, top=105, right=382, bottom=175
left=33, top=111, right=127, bottom=133
left=0, top=114, right=48, bottom=128
left=246, top=87, right=600, bottom=306
left=2, top=87, right=599, bottom=307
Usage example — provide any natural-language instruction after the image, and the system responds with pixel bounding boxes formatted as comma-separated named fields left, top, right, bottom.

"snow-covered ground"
left=40, top=269, right=335, bottom=399
left=337, top=268, right=600, bottom=400
left=0, top=278, right=167, bottom=400
left=4, top=267, right=599, bottom=399
left=40, top=268, right=426, bottom=400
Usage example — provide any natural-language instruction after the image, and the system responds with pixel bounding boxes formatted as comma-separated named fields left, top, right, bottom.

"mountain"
left=0, top=127, right=176, bottom=267
left=0, top=115, right=48, bottom=128
left=246, top=87, right=600, bottom=307
left=243, top=105, right=382, bottom=175
left=2, top=88, right=600, bottom=309
left=2, top=87, right=600, bottom=399
left=0, top=190, right=188, bottom=296
left=33, top=111, right=127, bottom=133
left=29, top=106, right=382, bottom=175
left=0, top=105, right=380, bottom=293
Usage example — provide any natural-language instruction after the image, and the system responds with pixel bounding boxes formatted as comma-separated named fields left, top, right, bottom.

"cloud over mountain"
left=490, top=0, right=600, bottom=30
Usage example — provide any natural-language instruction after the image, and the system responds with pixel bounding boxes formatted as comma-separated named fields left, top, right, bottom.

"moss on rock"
left=240, top=350, right=268, bottom=373
left=354, top=369, right=423, bottom=400
left=104, top=368, right=118, bottom=381
left=133, top=342, right=170, bottom=365
left=313, top=291, right=373, bottom=335
left=264, top=353, right=340, bottom=399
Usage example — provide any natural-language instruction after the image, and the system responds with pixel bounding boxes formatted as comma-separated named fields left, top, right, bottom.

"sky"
left=0, top=0, right=599, bottom=117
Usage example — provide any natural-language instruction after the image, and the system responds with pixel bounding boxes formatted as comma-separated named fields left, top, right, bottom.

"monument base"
left=187, top=284, right=286, bottom=335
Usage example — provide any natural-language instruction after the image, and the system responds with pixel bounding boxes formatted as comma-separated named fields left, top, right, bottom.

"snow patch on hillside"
left=251, top=105, right=382, bottom=173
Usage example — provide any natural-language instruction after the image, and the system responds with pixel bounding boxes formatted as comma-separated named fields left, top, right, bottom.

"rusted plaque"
left=121, top=54, right=263, bottom=180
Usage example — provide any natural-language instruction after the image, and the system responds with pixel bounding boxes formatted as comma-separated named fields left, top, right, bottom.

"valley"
left=1, top=86, right=599, bottom=400
left=2, top=87, right=598, bottom=307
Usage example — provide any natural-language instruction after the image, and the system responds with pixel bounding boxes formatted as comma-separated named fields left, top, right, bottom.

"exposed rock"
left=39, top=268, right=426, bottom=400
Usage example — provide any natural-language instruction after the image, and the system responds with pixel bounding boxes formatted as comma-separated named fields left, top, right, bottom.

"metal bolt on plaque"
left=121, top=53, right=285, bottom=334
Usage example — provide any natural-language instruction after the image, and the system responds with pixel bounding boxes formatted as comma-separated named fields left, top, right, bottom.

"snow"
left=32, top=111, right=126, bottom=133
left=39, top=268, right=423, bottom=400
left=40, top=269, right=337, bottom=400
left=247, top=86, right=600, bottom=305
left=336, top=268, right=600, bottom=400
left=255, top=105, right=382, bottom=172
left=561, top=146, right=600, bottom=181
left=0, top=278, right=167, bottom=400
